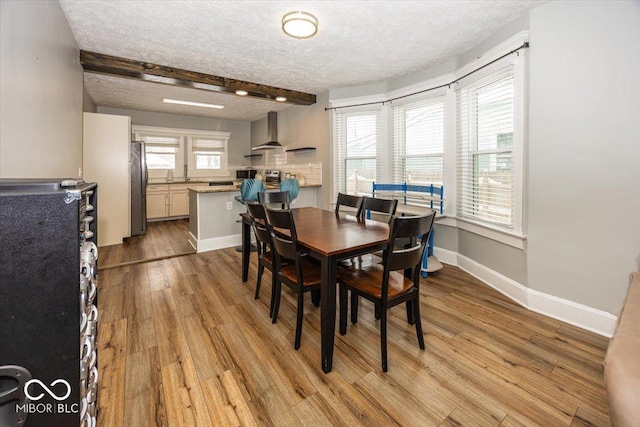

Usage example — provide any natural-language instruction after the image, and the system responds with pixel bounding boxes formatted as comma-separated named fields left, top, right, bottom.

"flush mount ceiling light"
left=162, top=98, right=224, bottom=109
left=235, top=90, right=248, bottom=96
left=282, top=11, right=318, bottom=39
left=275, top=96, right=287, bottom=102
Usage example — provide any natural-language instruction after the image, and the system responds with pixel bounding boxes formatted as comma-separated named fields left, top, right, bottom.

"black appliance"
left=0, top=179, right=99, bottom=427
left=236, top=169, right=257, bottom=180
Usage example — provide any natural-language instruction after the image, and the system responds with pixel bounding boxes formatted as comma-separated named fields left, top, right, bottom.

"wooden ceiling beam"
left=79, top=50, right=316, bottom=106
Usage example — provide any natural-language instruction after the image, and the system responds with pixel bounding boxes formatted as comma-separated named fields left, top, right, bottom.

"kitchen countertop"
left=148, top=179, right=236, bottom=185
left=188, top=184, right=321, bottom=194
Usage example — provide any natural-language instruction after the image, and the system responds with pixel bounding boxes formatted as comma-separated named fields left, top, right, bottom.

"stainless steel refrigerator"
left=130, top=140, right=147, bottom=235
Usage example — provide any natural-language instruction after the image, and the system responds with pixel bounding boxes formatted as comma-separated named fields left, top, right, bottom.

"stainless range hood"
left=251, top=111, right=282, bottom=150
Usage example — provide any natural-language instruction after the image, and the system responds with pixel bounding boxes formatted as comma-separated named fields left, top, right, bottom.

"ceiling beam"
left=79, top=50, right=316, bottom=106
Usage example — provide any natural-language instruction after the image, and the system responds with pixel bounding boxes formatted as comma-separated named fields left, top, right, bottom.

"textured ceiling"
left=60, top=0, right=545, bottom=122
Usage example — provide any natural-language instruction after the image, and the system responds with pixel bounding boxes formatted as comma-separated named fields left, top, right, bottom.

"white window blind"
left=141, top=135, right=181, bottom=170
left=456, top=65, right=515, bottom=228
left=333, top=110, right=382, bottom=199
left=392, top=97, right=444, bottom=186
left=191, top=137, right=225, bottom=170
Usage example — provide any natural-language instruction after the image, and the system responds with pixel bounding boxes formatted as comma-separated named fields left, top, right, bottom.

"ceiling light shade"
left=282, top=11, right=318, bottom=39
left=235, top=90, right=248, bottom=96
left=162, top=98, right=224, bottom=109
left=275, top=96, right=287, bottom=102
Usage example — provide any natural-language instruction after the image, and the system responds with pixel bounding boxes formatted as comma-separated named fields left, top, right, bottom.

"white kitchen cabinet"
left=169, top=189, right=189, bottom=216
left=147, top=184, right=169, bottom=219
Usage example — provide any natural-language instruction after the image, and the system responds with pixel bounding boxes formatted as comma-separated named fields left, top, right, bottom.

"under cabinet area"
left=147, top=183, right=208, bottom=220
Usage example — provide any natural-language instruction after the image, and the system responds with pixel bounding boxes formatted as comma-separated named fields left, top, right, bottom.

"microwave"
left=236, top=169, right=257, bottom=180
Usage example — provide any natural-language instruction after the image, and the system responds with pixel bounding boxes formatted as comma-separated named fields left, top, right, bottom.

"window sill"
left=436, top=217, right=527, bottom=249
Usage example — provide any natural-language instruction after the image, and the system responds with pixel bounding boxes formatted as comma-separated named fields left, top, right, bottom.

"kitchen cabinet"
left=147, top=184, right=169, bottom=219
left=169, top=184, right=190, bottom=216
left=147, top=183, right=208, bottom=219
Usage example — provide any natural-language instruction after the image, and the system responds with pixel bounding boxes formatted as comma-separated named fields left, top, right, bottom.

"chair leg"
left=311, top=289, right=320, bottom=307
left=255, top=263, right=264, bottom=299
left=272, top=279, right=282, bottom=324
left=381, top=309, right=388, bottom=372
left=375, top=303, right=381, bottom=320
left=413, top=298, right=425, bottom=350
left=294, top=292, right=304, bottom=350
left=339, top=285, right=348, bottom=335
left=406, top=300, right=415, bottom=325
left=269, top=270, right=277, bottom=318
left=350, top=293, right=359, bottom=324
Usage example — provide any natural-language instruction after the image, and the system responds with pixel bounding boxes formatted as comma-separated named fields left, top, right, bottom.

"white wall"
left=527, top=1, right=640, bottom=314
left=0, top=0, right=83, bottom=178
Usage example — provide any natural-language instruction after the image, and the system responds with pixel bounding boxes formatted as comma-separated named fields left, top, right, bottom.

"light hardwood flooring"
left=96, top=248, right=610, bottom=426
left=99, top=219, right=195, bottom=269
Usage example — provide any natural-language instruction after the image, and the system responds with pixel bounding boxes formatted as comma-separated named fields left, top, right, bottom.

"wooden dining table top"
left=290, top=207, right=390, bottom=257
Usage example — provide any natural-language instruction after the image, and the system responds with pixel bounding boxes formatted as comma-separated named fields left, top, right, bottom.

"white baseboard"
left=192, top=233, right=241, bottom=253
left=432, top=247, right=617, bottom=337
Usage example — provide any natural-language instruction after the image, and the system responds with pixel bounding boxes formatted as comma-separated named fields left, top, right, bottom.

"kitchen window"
left=133, top=126, right=231, bottom=179
left=392, top=97, right=445, bottom=186
left=136, top=131, right=184, bottom=179
left=187, top=132, right=230, bottom=177
left=333, top=109, right=382, bottom=199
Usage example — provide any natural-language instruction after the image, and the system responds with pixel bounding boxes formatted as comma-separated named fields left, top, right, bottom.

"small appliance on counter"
left=236, top=169, right=258, bottom=180
left=265, top=170, right=281, bottom=186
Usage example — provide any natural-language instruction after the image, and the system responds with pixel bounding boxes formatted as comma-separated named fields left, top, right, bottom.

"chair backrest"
left=360, top=196, right=398, bottom=223
left=263, top=207, right=301, bottom=263
left=335, top=193, right=364, bottom=217
left=258, top=190, right=290, bottom=209
left=246, top=201, right=271, bottom=249
left=279, top=178, right=300, bottom=201
left=240, top=179, right=265, bottom=203
left=383, top=211, right=436, bottom=276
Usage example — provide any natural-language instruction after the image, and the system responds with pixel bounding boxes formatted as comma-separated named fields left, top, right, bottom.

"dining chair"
left=264, top=206, right=322, bottom=350
left=258, top=190, right=290, bottom=209
left=246, top=201, right=283, bottom=318
left=337, top=211, right=436, bottom=371
left=359, top=196, right=398, bottom=223
left=335, top=193, right=364, bottom=217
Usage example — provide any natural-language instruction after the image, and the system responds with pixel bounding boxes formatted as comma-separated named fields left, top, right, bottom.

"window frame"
left=332, top=107, right=384, bottom=201
left=187, top=132, right=230, bottom=178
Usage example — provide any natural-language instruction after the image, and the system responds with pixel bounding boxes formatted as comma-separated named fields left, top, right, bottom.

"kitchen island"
left=187, top=184, right=321, bottom=253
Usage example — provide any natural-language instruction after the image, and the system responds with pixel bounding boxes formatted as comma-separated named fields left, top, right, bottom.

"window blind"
left=141, top=134, right=181, bottom=170
left=392, top=97, right=444, bottom=186
left=333, top=110, right=382, bottom=200
left=190, top=137, right=226, bottom=170
left=456, top=65, right=515, bottom=228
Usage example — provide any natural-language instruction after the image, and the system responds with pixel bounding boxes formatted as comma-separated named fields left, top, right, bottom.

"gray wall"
left=251, top=91, right=332, bottom=208
left=98, top=107, right=252, bottom=168
left=0, top=0, right=84, bottom=178
left=526, top=0, right=640, bottom=313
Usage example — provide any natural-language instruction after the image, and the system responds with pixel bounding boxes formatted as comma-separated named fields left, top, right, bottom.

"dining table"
left=240, top=206, right=390, bottom=373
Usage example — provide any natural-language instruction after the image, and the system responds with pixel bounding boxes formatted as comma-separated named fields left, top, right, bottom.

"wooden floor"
left=96, top=248, right=610, bottom=427
left=99, top=219, right=195, bottom=269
